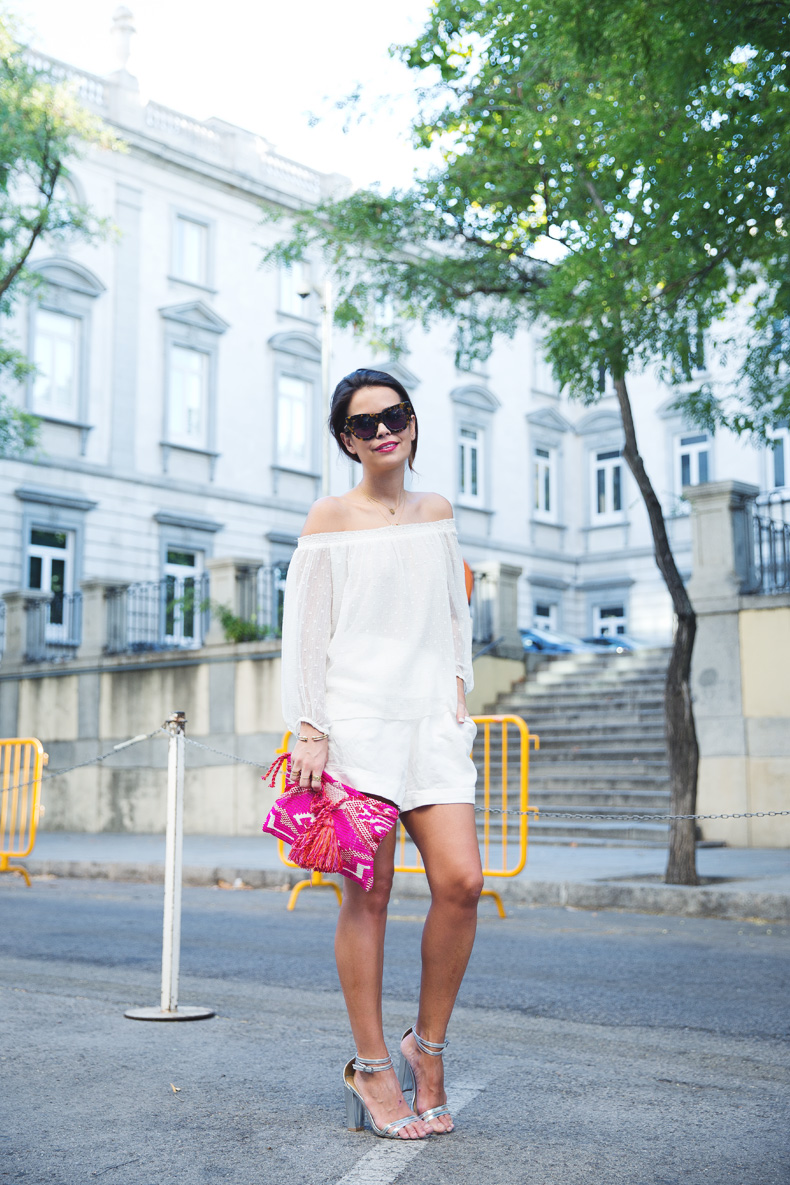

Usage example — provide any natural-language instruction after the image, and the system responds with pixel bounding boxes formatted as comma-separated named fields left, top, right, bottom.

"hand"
left=291, top=723, right=329, bottom=789
left=456, top=675, right=467, bottom=724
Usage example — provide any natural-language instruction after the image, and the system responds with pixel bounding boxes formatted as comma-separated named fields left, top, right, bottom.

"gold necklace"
left=363, top=489, right=406, bottom=524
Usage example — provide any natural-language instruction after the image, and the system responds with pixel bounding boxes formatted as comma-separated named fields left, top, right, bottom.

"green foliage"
left=0, top=12, right=122, bottom=450
left=262, top=0, right=789, bottom=436
left=0, top=388, right=38, bottom=455
left=210, top=602, right=272, bottom=644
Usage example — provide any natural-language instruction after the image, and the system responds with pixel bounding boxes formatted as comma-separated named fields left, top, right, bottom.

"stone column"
left=1, top=589, right=52, bottom=666
left=686, top=480, right=759, bottom=610
left=77, top=579, right=126, bottom=659
left=204, top=557, right=262, bottom=645
left=471, top=562, right=524, bottom=659
left=685, top=480, right=759, bottom=845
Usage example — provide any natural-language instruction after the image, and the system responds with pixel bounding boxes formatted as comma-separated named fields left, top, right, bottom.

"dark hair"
left=329, top=368, right=418, bottom=469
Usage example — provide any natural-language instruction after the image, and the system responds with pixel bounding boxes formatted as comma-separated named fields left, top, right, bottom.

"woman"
left=280, top=368, right=483, bottom=1141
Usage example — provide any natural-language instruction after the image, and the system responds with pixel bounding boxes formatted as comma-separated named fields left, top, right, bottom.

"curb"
left=15, top=859, right=790, bottom=922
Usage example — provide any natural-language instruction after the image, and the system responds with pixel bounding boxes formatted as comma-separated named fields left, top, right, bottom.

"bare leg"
left=400, top=803, right=483, bottom=1133
left=334, top=827, right=431, bottom=1139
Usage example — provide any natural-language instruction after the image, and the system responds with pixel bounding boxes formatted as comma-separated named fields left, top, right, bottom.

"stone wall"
left=0, top=639, right=287, bottom=836
left=688, top=482, right=790, bottom=847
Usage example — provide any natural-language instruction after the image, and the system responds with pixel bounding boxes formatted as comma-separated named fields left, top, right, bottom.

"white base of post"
left=124, top=1005, right=215, bottom=1022
left=124, top=710, right=215, bottom=1023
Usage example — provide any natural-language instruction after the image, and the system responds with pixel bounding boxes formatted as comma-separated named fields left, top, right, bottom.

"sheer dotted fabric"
left=280, top=518, right=474, bottom=736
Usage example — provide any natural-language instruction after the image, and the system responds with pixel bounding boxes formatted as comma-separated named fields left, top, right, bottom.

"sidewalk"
left=14, top=832, right=790, bottom=921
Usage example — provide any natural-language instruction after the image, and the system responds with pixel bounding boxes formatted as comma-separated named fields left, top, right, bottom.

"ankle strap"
left=412, top=1028, right=449, bottom=1056
left=352, top=1054, right=393, bottom=1074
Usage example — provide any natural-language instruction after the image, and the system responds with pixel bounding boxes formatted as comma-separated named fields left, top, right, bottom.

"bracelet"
left=297, top=732, right=329, bottom=743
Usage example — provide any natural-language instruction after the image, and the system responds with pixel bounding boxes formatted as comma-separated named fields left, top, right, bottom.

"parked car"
left=519, top=627, right=599, bottom=653
left=582, top=634, right=652, bottom=653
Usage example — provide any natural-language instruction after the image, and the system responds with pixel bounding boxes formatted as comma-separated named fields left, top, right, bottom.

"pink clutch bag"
left=261, top=752, right=399, bottom=892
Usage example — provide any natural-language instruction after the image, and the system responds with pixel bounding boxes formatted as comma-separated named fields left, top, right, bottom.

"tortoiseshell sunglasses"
left=343, top=401, right=414, bottom=441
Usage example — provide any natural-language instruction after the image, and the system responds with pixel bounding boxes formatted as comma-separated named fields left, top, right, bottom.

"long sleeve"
left=280, top=542, right=334, bottom=736
left=443, top=529, right=474, bottom=696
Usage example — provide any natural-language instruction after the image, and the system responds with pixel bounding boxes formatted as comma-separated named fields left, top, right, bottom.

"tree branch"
left=0, top=161, right=61, bottom=302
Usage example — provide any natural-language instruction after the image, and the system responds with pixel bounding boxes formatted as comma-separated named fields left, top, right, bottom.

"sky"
left=15, top=0, right=440, bottom=190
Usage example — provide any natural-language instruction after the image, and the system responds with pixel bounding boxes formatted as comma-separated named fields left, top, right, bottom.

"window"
left=279, top=261, right=311, bottom=317
left=533, top=446, right=556, bottom=521
left=592, top=449, right=623, bottom=521
left=593, top=604, right=626, bottom=636
left=32, top=308, right=81, bottom=419
left=770, top=427, right=789, bottom=489
left=532, top=346, right=557, bottom=396
left=458, top=426, right=483, bottom=505
left=676, top=432, right=710, bottom=491
left=164, top=547, right=202, bottom=647
left=26, top=527, right=74, bottom=640
left=277, top=374, right=312, bottom=469
left=168, top=345, right=208, bottom=446
left=534, top=601, right=558, bottom=630
left=173, top=215, right=208, bottom=286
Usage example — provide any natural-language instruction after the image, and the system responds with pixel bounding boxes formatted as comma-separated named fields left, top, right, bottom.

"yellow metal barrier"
left=273, top=716, right=538, bottom=916
left=0, top=738, right=48, bottom=887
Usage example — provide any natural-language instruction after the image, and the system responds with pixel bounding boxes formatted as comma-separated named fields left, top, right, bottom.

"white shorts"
left=323, top=711, right=478, bottom=813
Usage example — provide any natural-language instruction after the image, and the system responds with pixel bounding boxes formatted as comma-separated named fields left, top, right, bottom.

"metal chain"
left=183, top=735, right=272, bottom=769
left=181, top=736, right=790, bottom=821
left=4, top=728, right=167, bottom=796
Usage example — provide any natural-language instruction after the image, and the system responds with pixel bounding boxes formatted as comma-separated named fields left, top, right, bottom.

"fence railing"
left=24, top=593, right=83, bottom=662
left=236, top=563, right=288, bottom=638
left=106, top=575, right=211, bottom=654
left=471, top=571, right=493, bottom=645
left=752, top=511, right=790, bottom=594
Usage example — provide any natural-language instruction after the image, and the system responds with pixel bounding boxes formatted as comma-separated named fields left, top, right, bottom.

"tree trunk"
left=613, top=378, right=699, bottom=885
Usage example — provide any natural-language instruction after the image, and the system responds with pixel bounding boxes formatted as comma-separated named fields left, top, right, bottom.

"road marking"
left=333, top=1081, right=487, bottom=1185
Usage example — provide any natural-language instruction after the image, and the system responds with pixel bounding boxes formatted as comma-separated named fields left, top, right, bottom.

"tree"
left=263, top=1, right=789, bottom=884
left=0, top=14, right=119, bottom=455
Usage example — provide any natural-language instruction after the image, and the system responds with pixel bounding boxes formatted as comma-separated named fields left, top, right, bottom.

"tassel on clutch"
left=261, top=753, right=399, bottom=892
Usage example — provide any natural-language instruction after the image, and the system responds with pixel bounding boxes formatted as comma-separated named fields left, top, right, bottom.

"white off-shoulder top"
left=280, top=518, right=474, bottom=736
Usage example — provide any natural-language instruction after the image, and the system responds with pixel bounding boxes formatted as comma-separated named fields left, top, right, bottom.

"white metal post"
left=160, top=710, right=184, bottom=1012
left=124, top=710, right=214, bottom=1022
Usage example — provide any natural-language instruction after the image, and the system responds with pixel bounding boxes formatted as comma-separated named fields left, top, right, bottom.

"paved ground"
left=22, top=831, right=790, bottom=921
left=2, top=876, right=788, bottom=1185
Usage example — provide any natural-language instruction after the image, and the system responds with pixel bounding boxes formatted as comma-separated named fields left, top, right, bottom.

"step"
left=528, top=673, right=668, bottom=690
left=521, top=727, right=666, bottom=743
left=524, top=834, right=670, bottom=849
left=506, top=704, right=666, bottom=717
left=528, top=774, right=670, bottom=791
left=524, top=820, right=670, bottom=842
left=528, top=788, right=670, bottom=809
left=527, top=748, right=668, bottom=761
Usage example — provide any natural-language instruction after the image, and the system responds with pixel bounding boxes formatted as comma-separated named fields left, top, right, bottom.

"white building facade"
left=1, top=34, right=786, bottom=661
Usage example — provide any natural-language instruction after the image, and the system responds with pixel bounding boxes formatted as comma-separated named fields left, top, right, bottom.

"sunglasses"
left=343, top=401, right=414, bottom=441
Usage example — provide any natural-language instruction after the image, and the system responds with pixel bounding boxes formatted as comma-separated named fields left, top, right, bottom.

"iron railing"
left=233, top=563, right=289, bottom=638
left=752, top=511, right=790, bottom=594
left=106, top=575, right=211, bottom=654
left=25, top=593, right=83, bottom=662
left=471, top=570, right=493, bottom=645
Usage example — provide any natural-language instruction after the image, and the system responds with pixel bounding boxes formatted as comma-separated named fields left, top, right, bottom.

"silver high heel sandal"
left=343, top=1054, right=429, bottom=1139
left=398, top=1027, right=454, bottom=1131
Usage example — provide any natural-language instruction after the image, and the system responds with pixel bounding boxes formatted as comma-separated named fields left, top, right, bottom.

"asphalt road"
left=1, top=877, right=788, bottom=1185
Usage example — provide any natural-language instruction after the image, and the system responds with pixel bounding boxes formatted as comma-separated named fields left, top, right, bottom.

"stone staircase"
left=474, top=648, right=673, bottom=847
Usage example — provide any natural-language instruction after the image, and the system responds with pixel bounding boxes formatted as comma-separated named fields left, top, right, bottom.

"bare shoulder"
left=300, top=496, right=352, bottom=537
left=412, top=492, right=454, bottom=522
